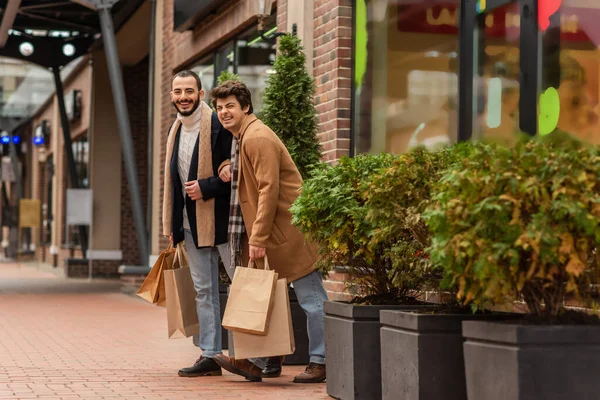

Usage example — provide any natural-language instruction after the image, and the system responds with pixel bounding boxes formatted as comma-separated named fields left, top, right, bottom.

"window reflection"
left=541, top=1, right=600, bottom=145
left=353, top=0, right=459, bottom=155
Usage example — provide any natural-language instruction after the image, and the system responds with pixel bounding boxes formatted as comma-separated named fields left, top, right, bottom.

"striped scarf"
left=228, top=137, right=245, bottom=272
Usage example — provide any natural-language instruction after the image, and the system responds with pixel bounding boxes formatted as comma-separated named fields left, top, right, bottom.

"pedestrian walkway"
left=0, top=262, right=328, bottom=400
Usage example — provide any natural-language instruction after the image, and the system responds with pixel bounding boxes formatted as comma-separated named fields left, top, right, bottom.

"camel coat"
left=237, top=114, right=318, bottom=282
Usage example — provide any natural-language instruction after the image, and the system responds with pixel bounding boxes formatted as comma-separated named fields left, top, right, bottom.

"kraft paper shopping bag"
left=232, top=278, right=295, bottom=359
left=222, top=256, right=278, bottom=335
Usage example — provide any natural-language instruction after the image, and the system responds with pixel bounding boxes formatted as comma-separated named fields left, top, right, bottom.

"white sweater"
left=177, top=105, right=202, bottom=230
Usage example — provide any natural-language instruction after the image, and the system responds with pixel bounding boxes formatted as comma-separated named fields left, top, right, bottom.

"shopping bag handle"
left=248, top=255, right=270, bottom=271
left=174, top=242, right=189, bottom=268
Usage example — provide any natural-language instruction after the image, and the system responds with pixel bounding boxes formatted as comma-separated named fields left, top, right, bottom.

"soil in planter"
left=401, top=303, right=493, bottom=315
left=520, top=308, right=600, bottom=325
left=348, top=293, right=429, bottom=306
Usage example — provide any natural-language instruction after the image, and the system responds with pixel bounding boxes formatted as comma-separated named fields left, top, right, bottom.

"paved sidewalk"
left=0, top=262, right=328, bottom=400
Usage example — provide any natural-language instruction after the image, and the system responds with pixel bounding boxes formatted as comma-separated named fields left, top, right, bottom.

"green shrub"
left=365, top=144, right=478, bottom=298
left=424, top=137, right=600, bottom=320
left=291, top=146, right=471, bottom=304
left=291, top=154, right=395, bottom=302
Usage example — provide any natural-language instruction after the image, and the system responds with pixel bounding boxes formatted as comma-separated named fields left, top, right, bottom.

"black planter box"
left=325, top=301, right=427, bottom=400
left=226, top=287, right=310, bottom=365
left=380, top=310, right=513, bottom=400
left=463, top=320, right=600, bottom=400
left=219, top=283, right=228, bottom=350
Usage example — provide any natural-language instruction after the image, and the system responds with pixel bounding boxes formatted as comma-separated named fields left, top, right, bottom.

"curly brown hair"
left=210, top=80, right=254, bottom=114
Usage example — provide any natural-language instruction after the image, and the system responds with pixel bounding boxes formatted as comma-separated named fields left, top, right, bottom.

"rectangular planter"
left=325, top=301, right=427, bottom=400
left=380, top=310, right=514, bottom=400
left=227, top=287, right=309, bottom=365
left=463, top=320, right=600, bottom=400
left=219, top=283, right=228, bottom=349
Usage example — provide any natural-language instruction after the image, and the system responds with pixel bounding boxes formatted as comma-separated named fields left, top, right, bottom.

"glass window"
left=473, top=2, right=521, bottom=146
left=189, top=14, right=276, bottom=115
left=539, top=1, right=600, bottom=145
left=235, top=16, right=277, bottom=113
left=353, top=0, right=460, bottom=155
left=63, top=133, right=88, bottom=247
left=191, top=54, right=215, bottom=101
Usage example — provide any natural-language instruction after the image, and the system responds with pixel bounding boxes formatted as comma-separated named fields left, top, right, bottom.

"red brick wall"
left=276, top=0, right=287, bottom=32
left=158, top=0, right=181, bottom=252
left=313, top=0, right=353, bottom=163
left=121, top=58, right=150, bottom=266
left=312, top=0, right=353, bottom=300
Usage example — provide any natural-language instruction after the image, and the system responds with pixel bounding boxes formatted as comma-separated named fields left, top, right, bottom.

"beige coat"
left=238, top=115, right=318, bottom=282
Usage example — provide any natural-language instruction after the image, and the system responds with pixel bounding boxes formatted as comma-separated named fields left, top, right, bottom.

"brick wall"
left=121, top=58, right=150, bottom=266
left=313, top=0, right=352, bottom=163
left=312, top=0, right=353, bottom=300
left=158, top=0, right=181, bottom=252
left=276, top=0, right=287, bottom=32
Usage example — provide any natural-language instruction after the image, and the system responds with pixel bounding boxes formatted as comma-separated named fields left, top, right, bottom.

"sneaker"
left=177, top=356, right=222, bottom=377
left=293, top=362, right=326, bottom=383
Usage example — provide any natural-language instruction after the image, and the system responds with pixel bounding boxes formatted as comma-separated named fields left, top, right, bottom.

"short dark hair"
left=172, top=70, right=202, bottom=91
left=211, top=80, right=254, bottom=114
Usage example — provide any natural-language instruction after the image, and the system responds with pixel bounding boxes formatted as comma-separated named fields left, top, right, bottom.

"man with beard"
left=162, top=70, right=234, bottom=377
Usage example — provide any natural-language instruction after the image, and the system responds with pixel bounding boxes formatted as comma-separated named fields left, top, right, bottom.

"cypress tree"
left=260, top=34, right=322, bottom=179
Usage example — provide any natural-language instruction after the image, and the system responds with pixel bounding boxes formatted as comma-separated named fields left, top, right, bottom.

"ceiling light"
left=19, top=41, right=34, bottom=56
left=63, top=43, right=76, bottom=57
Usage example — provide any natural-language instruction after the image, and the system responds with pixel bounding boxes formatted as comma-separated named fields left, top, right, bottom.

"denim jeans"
left=249, top=269, right=328, bottom=368
left=183, top=229, right=232, bottom=359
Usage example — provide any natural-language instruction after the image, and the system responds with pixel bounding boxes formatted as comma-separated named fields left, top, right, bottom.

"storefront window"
left=189, top=15, right=276, bottom=114
left=353, top=0, right=460, bottom=155
left=63, top=133, right=88, bottom=247
left=191, top=55, right=215, bottom=99
left=539, top=1, right=600, bottom=145
left=473, top=2, right=521, bottom=146
left=235, top=21, right=277, bottom=113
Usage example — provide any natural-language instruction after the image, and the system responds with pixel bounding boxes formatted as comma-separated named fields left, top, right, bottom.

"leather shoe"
left=213, top=354, right=262, bottom=382
left=178, top=356, right=222, bottom=377
left=293, top=362, right=326, bottom=383
left=261, top=356, right=284, bottom=378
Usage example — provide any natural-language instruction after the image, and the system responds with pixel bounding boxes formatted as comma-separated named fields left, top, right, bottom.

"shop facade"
left=9, top=0, right=599, bottom=296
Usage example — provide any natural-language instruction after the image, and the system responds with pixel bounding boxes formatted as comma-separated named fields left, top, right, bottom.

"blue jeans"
left=183, top=229, right=232, bottom=359
left=250, top=269, right=328, bottom=368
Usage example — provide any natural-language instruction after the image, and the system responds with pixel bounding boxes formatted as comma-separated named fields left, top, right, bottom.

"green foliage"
left=291, top=146, right=468, bottom=304
left=217, top=70, right=241, bottom=85
left=424, top=137, right=600, bottom=319
left=260, top=34, right=321, bottom=179
left=365, top=144, right=478, bottom=298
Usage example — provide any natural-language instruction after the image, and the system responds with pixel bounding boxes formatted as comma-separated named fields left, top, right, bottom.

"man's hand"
left=249, top=245, right=266, bottom=261
left=219, top=164, right=231, bottom=182
left=169, top=233, right=173, bottom=243
left=184, top=181, right=203, bottom=201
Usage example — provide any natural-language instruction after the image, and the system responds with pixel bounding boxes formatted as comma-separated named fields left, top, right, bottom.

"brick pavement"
left=0, top=262, right=328, bottom=400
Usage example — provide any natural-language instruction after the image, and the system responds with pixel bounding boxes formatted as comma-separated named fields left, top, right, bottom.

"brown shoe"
left=213, top=354, right=262, bottom=382
left=293, top=362, right=326, bottom=383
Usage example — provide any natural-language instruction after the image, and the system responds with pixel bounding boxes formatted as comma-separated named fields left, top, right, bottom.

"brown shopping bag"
left=136, top=243, right=176, bottom=305
left=157, top=242, right=188, bottom=307
left=232, top=278, right=295, bottom=359
left=164, top=243, right=198, bottom=339
left=222, top=257, right=278, bottom=335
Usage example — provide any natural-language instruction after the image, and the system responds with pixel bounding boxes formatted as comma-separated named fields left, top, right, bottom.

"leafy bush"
left=365, top=144, right=478, bottom=298
left=424, top=137, right=600, bottom=320
left=291, top=146, right=469, bottom=304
